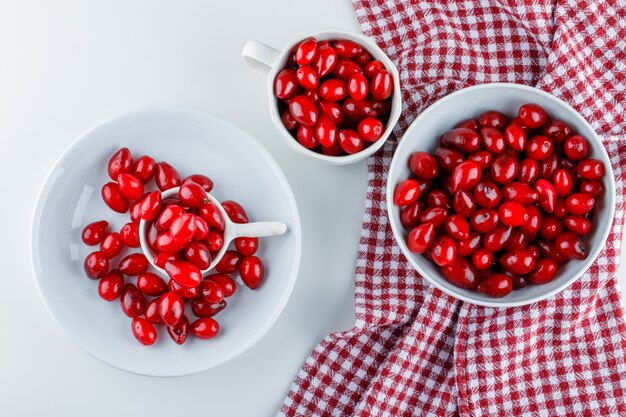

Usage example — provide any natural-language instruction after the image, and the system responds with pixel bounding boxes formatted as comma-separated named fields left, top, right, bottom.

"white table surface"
left=1, top=1, right=624, bottom=416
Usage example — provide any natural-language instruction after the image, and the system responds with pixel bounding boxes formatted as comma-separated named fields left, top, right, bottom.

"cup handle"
left=242, top=40, right=281, bottom=76
left=232, top=221, right=287, bottom=238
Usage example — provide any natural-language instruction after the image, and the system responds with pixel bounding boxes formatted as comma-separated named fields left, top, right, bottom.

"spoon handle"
left=232, top=221, right=287, bottom=238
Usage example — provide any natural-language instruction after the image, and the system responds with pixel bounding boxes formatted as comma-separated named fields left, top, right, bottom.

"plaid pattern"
left=280, top=1, right=626, bottom=416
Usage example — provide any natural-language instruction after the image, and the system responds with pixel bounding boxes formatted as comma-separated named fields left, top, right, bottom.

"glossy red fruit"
left=156, top=232, right=185, bottom=253
left=491, top=152, right=518, bottom=184
left=165, top=260, right=202, bottom=288
left=553, top=198, right=567, bottom=218
left=496, top=201, right=527, bottom=227
left=120, top=221, right=140, bottom=247
left=144, top=298, right=162, bottom=324
left=274, top=68, right=298, bottom=99
left=357, top=117, right=383, bottom=142
left=215, top=250, right=243, bottom=274
left=313, top=45, right=337, bottom=77
left=577, top=159, right=605, bottom=180
left=108, top=148, right=133, bottom=180
left=540, top=216, right=563, bottom=241
left=434, top=147, right=464, bottom=173
left=456, top=233, right=481, bottom=257
left=354, top=51, right=372, bottom=66
left=399, top=201, right=422, bottom=229
left=332, top=59, right=363, bottom=80
left=192, top=297, right=227, bottom=318
left=295, top=37, right=317, bottom=65
left=480, top=128, right=505, bottom=153
left=303, top=88, right=320, bottom=104
left=549, top=169, right=572, bottom=198
left=193, top=216, right=210, bottom=241
left=297, top=125, right=318, bottom=148
left=452, top=190, right=476, bottom=217
left=427, top=190, right=451, bottom=209
left=483, top=224, right=513, bottom=252
left=500, top=250, right=536, bottom=275
left=347, top=73, right=368, bottom=100
left=208, top=274, right=237, bottom=297
left=318, top=100, right=344, bottom=125
left=537, top=240, right=568, bottom=264
left=467, top=150, right=493, bottom=171
left=450, top=161, right=482, bottom=192
left=167, top=315, right=190, bottom=345
left=527, top=258, right=559, bottom=285
left=158, top=291, right=184, bottom=326
left=337, top=129, right=363, bottom=154
left=563, top=215, right=591, bottom=236
left=132, top=155, right=156, bottom=183
left=419, top=207, right=448, bottom=227
left=407, top=152, right=438, bottom=179
left=519, top=204, right=542, bottom=235
left=233, top=237, right=258, bottom=257
left=296, top=65, right=319, bottom=90
left=154, top=162, right=182, bottom=191
left=84, top=251, right=109, bottom=279
left=431, top=236, right=457, bottom=266
left=393, top=179, right=420, bottom=206
left=289, top=95, right=318, bottom=126
left=477, top=273, right=513, bottom=297
left=440, top=128, right=481, bottom=154
left=542, top=119, right=572, bottom=144
left=183, top=241, right=211, bottom=270
left=199, top=279, right=225, bottom=304
left=191, top=317, right=220, bottom=339
left=199, top=202, right=225, bottom=231
left=564, top=135, right=589, bottom=161
left=364, top=60, right=384, bottom=78
left=580, top=180, right=604, bottom=198
left=333, top=39, right=362, bottom=58
left=505, top=229, right=528, bottom=252
left=82, top=220, right=109, bottom=245
left=117, top=173, right=144, bottom=201
left=471, top=248, right=494, bottom=270
left=97, top=270, right=125, bottom=301
left=137, top=272, right=168, bottom=296
left=170, top=214, right=197, bottom=246
left=525, top=135, right=553, bottom=161
left=534, top=179, right=556, bottom=213
left=99, top=232, right=123, bottom=259
left=504, top=125, right=527, bottom=151
left=155, top=205, right=185, bottom=231
left=178, top=182, right=208, bottom=208
left=239, top=256, right=264, bottom=290
left=517, top=159, right=540, bottom=184
left=281, top=108, right=298, bottom=130
left=518, top=103, right=548, bottom=128
left=129, top=200, right=142, bottom=223
left=456, top=119, right=479, bottom=130
left=443, top=214, right=470, bottom=241
left=441, top=258, right=479, bottom=290
left=118, top=253, right=149, bottom=276
left=314, top=115, right=338, bottom=147
left=168, top=279, right=199, bottom=299
left=120, top=283, right=145, bottom=318
left=319, top=79, right=348, bottom=101
left=565, top=193, right=595, bottom=215
left=206, top=231, right=224, bottom=253
left=370, top=69, right=393, bottom=100
left=473, top=182, right=500, bottom=208
left=102, top=182, right=130, bottom=213
left=131, top=317, right=157, bottom=345
left=470, top=209, right=499, bottom=233
left=501, top=182, right=538, bottom=204
left=406, top=223, right=435, bottom=254
left=139, top=190, right=162, bottom=221
left=154, top=251, right=182, bottom=268
left=555, top=232, right=587, bottom=260
left=478, top=111, right=509, bottom=130
left=222, top=200, right=249, bottom=224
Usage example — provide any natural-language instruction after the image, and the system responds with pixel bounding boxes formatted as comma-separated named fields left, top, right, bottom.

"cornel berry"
left=394, top=104, right=605, bottom=298
left=275, top=37, right=394, bottom=156
left=81, top=147, right=268, bottom=345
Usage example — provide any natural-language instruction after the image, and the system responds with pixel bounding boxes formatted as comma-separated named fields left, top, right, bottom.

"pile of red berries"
left=393, top=104, right=605, bottom=298
left=274, top=37, right=394, bottom=156
left=82, top=147, right=265, bottom=345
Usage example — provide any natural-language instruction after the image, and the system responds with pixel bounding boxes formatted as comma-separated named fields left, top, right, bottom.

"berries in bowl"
left=386, top=83, right=615, bottom=307
left=243, top=28, right=402, bottom=165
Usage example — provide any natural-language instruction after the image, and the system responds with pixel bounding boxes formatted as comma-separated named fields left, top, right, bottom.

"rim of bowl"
left=30, top=105, right=302, bottom=375
left=266, top=27, right=402, bottom=165
left=386, top=83, right=616, bottom=308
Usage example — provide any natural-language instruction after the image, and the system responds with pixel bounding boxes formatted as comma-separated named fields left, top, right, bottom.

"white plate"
left=30, top=107, right=301, bottom=376
left=387, top=83, right=615, bottom=307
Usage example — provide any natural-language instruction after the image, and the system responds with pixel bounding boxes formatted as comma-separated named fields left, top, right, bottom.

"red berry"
left=84, top=251, right=109, bottom=279
left=108, top=148, right=133, bottom=180
left=82, top=220, right=109, bottom=246
left=131, top=317, right=157, bottom=345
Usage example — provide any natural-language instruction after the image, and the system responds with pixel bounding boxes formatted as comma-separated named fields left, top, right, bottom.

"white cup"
left=242, top=28, right=402, bottom=165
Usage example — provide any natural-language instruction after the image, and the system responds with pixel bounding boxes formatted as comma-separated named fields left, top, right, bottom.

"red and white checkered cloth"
left=280, top=1, right=626, bottom=416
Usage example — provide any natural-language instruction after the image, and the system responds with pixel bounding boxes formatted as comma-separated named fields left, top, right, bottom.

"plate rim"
left=29, top=105, right=302, bottom=376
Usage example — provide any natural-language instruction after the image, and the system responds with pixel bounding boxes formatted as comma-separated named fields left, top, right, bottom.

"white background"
left=1, top=1, right=624, bottom=416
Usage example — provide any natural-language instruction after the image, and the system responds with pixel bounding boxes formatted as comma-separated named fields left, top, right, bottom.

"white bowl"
left=242, top=27, right=402, bottom=165
left=387, top=83, right=615, bottom=307
left=30, top=107, right=301, bottom=376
